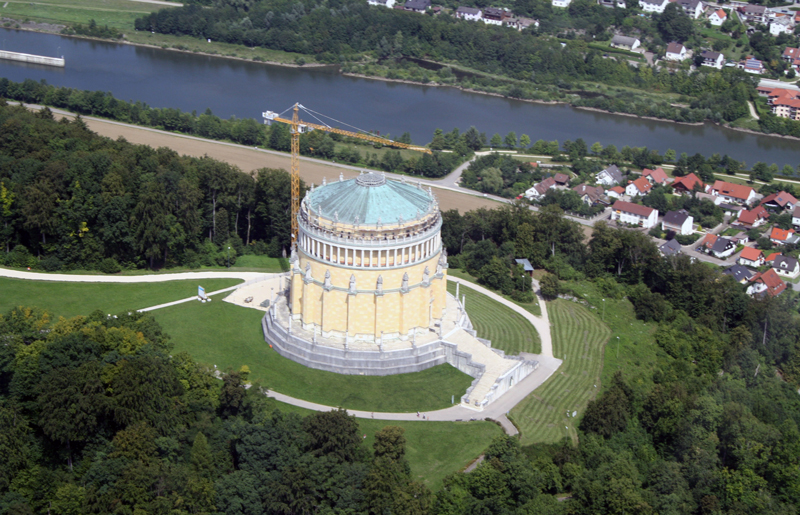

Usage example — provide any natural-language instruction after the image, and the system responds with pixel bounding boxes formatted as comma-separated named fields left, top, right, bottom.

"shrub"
left=98, top=257, right=122, bottom=274
left=540, top=273, right=560, bottom=299
left=675, top=234, right=698, bottom=246
left=7, top=245, right=35, bottom=269
left=40, top=255, right=63, bottom=272
left=511, top=289, right=534, bottom=303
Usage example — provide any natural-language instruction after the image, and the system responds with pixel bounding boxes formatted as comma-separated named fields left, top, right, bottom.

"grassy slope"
left=447, top=280, right=541, bottom=355
left=0, top=277, right=241, bottom=319
left=448, top=268, right=541, bottom=317
left=510, top=300, right=610, bottom=446
left=153, top=299, right=474, bottom=412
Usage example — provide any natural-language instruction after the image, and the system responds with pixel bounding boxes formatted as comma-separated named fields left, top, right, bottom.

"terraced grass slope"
left=447, top=281, right=541, bottom=355
left=510, top=300, right=610, bottom=446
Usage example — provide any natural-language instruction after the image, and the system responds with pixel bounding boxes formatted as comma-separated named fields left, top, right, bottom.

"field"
left=446, top=280, right=541, bottom=355
left=231, top=254, right=288, bottom=272
left=2, top=0, right=160, bottom=30
left=152, top=299, right=474, bottom=412
left=0, top=277, right=241, bottom=319
left=510, top=300, right=610, bottom=446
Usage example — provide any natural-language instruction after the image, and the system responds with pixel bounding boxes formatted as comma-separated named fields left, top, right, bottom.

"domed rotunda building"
left=291, top=171, right=447, bottom=342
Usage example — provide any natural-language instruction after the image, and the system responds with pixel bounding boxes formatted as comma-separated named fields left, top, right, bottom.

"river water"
left=1, top=28, right=799, bottom=167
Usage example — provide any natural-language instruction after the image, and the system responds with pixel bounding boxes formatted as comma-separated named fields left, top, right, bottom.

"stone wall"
left=0, top=51, right=64, bottom=67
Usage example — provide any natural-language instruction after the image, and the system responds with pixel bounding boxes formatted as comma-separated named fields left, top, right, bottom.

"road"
left=759, top=78, right=800, bottom=92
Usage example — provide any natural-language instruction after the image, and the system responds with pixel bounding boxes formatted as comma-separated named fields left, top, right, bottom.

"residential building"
left=711, top=180, right=756, bottom=205
left=671, top=0, right=704, bottom=18
left=671, top=173, right=706, bottom=194
left=454, top=6, right=482, bottom=20
left=610, top=35, right=641, bottom=50
left=596, top=165, right=624, bottom=186
left=368, top=0, right=396, bottom=7
left=695, top=191, right=722, bottom=205
left=515, top=258, right=535, bottom=276
left=700, top=50, right=725, bottom=69
left=783, top=46, right=800, bottom=63
left=642, top=167, right=670, bottom=185
left=740, top=4, right=767, bottom=24
left=611, top=201, right=658, bottom=228
left=553, top=173, right=570, bottom=186
left=709, top=8, right=727, bottom=25
left=665, top=42, right=688, bottom=61
left=524, top=176, right=557, bottom=200
left=640, top=0, right=669, bottom=13
left=738, top=247, right=765, bottom=267
left=505, top=16, right=539, bottom=29
left=599, top=0, right=627, bottom=8
left=773, top=254, right=800, bottom=278
left=660, top=238, right=683, bottom=256
left=793, top=205, right=800, bottom=227
left=661, top=209, right=694, bottom=235
left=739, top=57, right=765, bottom=75
left=482, top=7, right=508, bottom=24
left=699, top=233, right=736, bottom=259
left=607, top=186, right=625, bottom=199
left=736, top=206, right=769, bottom=228
left=760, top=88, right=800, bottom=120
left=552, top=0, right=572, bottom=7
left=770, top=226, right=800, bottom=245
left=770, top=16, right=793, bottom=36
left=724, top=264, right=754, bottom=284
left=747, top=268, right=787, bottom=297
left=573, top=184, right=607, bottom=205
left=761, top=191, right=797, bottom=211
left=626, top=177, right=653, bottom=196
left=403, top=0, right=430, bottom=11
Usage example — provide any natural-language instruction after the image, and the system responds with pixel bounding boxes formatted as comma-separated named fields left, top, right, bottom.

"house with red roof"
left=759, top=88, right=800, bottom=119
left=711, top=180, right=756, bottom=205
left=738, top=247, right=765, bottom=267
left=735, top=206, right=769, bottom=228
left=607, top=186, right=625, bottom=199
left=524, top=176, right=556, bottom=200
left=626, top=177, right=653, bottom=197
left=747, top=268, right=787, bottom=297
left=761, top=191, right=797, bottom=211
left=709, top=8, right=726, bottom=25
left=769, top=226, right=800, bottom=245
left=611, top=201, right=658, bottom=228
left=670, top=173, right=706, bottom=195
left=698, top=233, right=736, bottom=259
left=642, top=167, right=670, bottom=185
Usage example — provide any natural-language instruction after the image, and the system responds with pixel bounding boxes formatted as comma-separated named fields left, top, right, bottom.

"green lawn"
left=152, top=300, right=473, bottom=412
left=0, top=277, right=241, bottom=319
left=448, top=268, right=541, bottom=317
left=232, top=254, right=288, bottom=272
left=510, top=300, right=610, bottom=446
left=3, top=0, right=166, bottom=30
left=447, top=280, right=541, bottom=355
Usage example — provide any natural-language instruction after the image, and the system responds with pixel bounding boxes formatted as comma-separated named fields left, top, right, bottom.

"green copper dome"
left=305, top=173, right=435, bottom=225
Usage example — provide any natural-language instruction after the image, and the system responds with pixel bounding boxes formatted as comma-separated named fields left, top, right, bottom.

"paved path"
left=0, top=268, right=264, bottom=283
left=748, top=101, right=760, bottom=121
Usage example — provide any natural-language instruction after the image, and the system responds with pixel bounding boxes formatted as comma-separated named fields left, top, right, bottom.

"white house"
left=738, top=247, right=765, bottom=268
left=793, top=205, right=800, bottom=227
left=482, top=7, right=507, bottom=24
left=524, top=176, right=557, bottom=200
left=700, top=50, right=724, bottom=69
left=711, top=180, right=756, bottom=205
left=607, top=186, right=625, bottom=199
left=665, top=42, right=688, bottom=61
left=610, top=35, right=641, bottom=51
left=596, top=165, right=624, bottom=186
left=773, top=255, right=800, bottom=279
left=626, top=177, right=653, bottom=197
left=661, top=209, right=694, bottom=235
left=552, top=0, right=572, bottom=7
left=611, top=200, right=659, bottom=228
left=770, top=16, right=794, bottom=37
left=368, top=0, right=396, bottom=7
left=640, top=0, right=670, bottom=13
left=672, top=0, right=704, bottom=19
left=739, top=57, right=765, bottom=75
left=709, top=8, right=727, bottom=25
left=454, top=6, right=482, bottom=20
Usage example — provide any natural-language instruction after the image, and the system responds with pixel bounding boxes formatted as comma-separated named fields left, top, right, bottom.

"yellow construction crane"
left=263, top=103, right=432, bottom=247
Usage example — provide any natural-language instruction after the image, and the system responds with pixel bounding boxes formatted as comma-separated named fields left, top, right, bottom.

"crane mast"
left=263, top=103, right=432, bottom=248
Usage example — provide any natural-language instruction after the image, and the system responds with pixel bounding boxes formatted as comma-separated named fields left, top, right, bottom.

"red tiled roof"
left=751, top=268, right=787, bottom=297
left=631, top=177, right=653, bottom=194
left=609, top=186, right=625, bottom=194
left=761, top=191, right=798, bottom=208
left=784, top=47, right=800, bottom=59
left=714, top=8, right=726, bottom=18
left=643, top=167, right=669, bottom=184
left=740, top=247, right=763, bottom=261
left=770, top=227, right=795, bottom=241
left=766, top=252, right=780, bottom=263
left=712, top=180, right=754, bottom=201
left=737, top=206, right=769, bottom=225
left=612, top=200, right=655, bottom=217
left=700, top=233, right=718, bottom=249
left=671, top=173, right=704, bottom=191
left=554, top=173, right=570, bottom=184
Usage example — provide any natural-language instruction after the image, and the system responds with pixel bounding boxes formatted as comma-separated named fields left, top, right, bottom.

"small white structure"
left=793, top=205, right=800, bottom=227
left=773, top=255, right=800, bottom=279
left=610, top=35, right=641, bottom=51
left=611, top=200, right=659, bottom=228
left=552, top=0, right=572, bottom=7
left=665, top=42, right=688, bottom=61
left=454, top=6, right=482, bottom=20
left=700, top=50, right=724, bottom=69
left=709, top=8, right=727, bottom=25
left=661, top=209, right=694, bottom=235
left=368, top=0, right=396, bottom=7
left=770, top=16, right=794, bottom=37
left=640, top=0, right=669, bottom=13
left=739, top=57, right=765, bottom=75
left=596, top=164, right=624, bottom=186
left=625, top=177, right=653, bottom=197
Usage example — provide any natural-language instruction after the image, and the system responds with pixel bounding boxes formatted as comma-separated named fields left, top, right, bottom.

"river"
left=1, top=28, right=799, bottom=168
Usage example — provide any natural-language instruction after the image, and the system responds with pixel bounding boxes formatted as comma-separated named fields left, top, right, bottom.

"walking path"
left=0, top=268, right=264, bottom=283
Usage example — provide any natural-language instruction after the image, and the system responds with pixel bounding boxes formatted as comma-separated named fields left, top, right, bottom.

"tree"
left=218, top=369, right=247, bottom=418
left=482, top=167, right=504, bottom=194
left=540, top=273, right=560, bottom=299
left=490, top=133, right=503, bottom=148
left=590, top=142, right=603, bottom=156
left=302, top=408, right=363, bottom=464
left=504, top=131, right=518, bottom=149
left=519, top=134, right=531, bottom=148
left=658, top=3, right=694, bottom=42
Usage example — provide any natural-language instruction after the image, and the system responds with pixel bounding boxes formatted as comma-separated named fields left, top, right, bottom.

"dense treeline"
left=0, top=101, right=297, bottom=270
left=0, top=307, right=430, bottom=514
left=136, top=0, right=759, bottom=125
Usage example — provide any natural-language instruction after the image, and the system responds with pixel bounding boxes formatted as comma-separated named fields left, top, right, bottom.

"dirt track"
left=79, top=118, right=499, bottom=214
